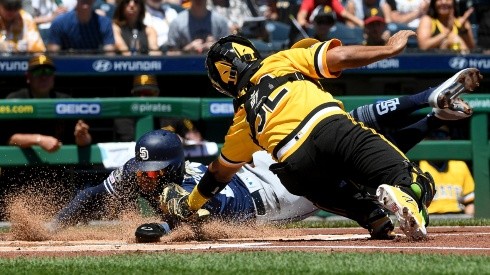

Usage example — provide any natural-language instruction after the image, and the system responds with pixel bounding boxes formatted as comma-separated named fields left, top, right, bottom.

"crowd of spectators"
left=0, top=0, right=485, bottom=55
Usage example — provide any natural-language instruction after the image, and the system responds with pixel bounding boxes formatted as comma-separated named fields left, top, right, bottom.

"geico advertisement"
left=56, top=103, right=101, bottom=115
left=0, top=103, right=101, bottom=116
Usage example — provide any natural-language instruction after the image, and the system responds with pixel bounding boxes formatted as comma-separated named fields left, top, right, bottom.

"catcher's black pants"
left=269, top=113, right=414, bottom=225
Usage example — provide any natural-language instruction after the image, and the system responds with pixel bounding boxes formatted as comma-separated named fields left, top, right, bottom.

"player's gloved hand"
left=134, top=222, right=171, bottom=243
left=160, top=183, right=194, bottom=220
left=161, top=183, right=211, bottom=222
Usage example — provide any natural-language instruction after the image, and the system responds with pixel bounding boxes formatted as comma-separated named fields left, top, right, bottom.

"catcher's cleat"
left=376, top=184, right=428, bottom=240
left=368, top=215, right=396, bottom=240
left=428, top=68, right=482, bottom=111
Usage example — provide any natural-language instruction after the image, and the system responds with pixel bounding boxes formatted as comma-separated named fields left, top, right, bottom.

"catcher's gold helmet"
left=205, top=35, right=262, bottom=99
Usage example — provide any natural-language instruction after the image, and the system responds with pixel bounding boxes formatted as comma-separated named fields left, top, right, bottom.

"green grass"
left=1, top=252, right=490, bottom=275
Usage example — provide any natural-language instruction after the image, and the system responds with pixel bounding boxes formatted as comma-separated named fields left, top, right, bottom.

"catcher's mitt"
left=134, top=222, right=171, bottom=243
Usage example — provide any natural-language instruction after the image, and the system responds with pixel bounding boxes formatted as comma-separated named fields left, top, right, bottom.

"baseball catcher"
left=158, top=32, right=482, bottom=240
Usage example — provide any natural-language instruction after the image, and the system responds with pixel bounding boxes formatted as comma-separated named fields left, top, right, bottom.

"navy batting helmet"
left=134, top=129, right=185, bottom=185
left=205, top=35, right=262, bottom=99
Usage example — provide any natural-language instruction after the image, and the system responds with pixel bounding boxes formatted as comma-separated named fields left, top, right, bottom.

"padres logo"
left=139, top=147, right=149, bottom=160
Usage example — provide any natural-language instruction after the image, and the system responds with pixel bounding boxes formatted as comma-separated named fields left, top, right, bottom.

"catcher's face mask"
left=205, top=35, right=261, bottom=98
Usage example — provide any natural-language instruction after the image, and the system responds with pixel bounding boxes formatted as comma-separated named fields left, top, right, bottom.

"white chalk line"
left=0, top=231, right=489, bottom=253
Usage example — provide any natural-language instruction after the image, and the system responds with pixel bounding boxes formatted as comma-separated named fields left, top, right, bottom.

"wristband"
left=36, top=134, right=42, bottom=144
left=197, top=169, right=229, bottom=198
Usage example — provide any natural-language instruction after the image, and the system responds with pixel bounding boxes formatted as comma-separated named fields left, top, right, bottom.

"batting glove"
left=161, top=183, right=194, bottom=220
left=161, top=184, right=211, bottom=222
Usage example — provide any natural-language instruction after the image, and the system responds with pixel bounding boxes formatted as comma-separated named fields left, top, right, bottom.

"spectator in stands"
left=114, top=74, right=203, bottom=143
left=30, top=0, right=69, bottom=44
left=292, top=4, right=335, bottom=43
left=207, top=0, right=258, bottom=35
left=143, top=0, right=179, bottom=51
left=165, top=0, right=230, bottom=55
left=419, top=126, right=475, bottom=216
left=113, top=0, right=161, bottom=55
left=383, top=0, right=429, bottom=30
left=267, top=0, right=302, bottom=23
left=0, top=0, right=46, bottom=54
left=47, top=0, right=116, bottom=54
left=0, top=55, right=93, bottom=221
left=3, top=55, right=92, bottom=150
left=416, top=0, right=475, bottom=53
left=296, top=0, right=364, bottom=30
left=363, top=7, right=390, bottom=45
left=346, top=0, right=392, bottom=25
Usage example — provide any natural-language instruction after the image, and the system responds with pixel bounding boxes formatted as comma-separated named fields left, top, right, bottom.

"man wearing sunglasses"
left=0, top=55, right=92, bottom=220
left=4, top=55, right=92, bottom=151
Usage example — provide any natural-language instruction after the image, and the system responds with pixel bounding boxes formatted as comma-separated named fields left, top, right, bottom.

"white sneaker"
left=376, top=184, right=428, bottom=240
left=428, top=68, right=482, bottom=109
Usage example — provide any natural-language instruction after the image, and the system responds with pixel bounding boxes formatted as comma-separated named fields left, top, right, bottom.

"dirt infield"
left=1, top=224, right=489, bottom=257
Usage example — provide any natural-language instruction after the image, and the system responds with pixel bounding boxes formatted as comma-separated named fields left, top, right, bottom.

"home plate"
left=220, top=234, right=372, bottom=242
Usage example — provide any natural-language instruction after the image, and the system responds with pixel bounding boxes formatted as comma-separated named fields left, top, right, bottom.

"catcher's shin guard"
left=391, top=160, right=436, bottom=208
left=365, top=208, right=395, bottom=240
left=387, top=160, right=435, bottom=228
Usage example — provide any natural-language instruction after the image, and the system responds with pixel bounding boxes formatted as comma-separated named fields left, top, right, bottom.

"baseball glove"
left=134, top=222, right=171, bottom=243
left=160, top=183, right=211, bottom=222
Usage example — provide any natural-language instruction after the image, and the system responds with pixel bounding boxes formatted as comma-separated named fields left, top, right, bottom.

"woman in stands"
left=112, top=0, right=161, bottom=55
left=416, top=0, right=475, bottom=53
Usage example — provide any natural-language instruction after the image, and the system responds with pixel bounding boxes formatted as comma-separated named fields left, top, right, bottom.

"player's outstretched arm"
left=47, top=184, right=110, bottom=233
left=326, top=30, right=416, bottom=73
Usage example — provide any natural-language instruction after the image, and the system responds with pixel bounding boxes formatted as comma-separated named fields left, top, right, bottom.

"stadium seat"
left=327, top=23, right=364, bottom=45
left=249, top=39, right=275, bottom=55
left=265, top=21, right=291, bottom=41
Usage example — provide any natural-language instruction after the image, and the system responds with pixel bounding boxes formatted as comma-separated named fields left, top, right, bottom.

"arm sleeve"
left=331, top=0, right=346, bottom=14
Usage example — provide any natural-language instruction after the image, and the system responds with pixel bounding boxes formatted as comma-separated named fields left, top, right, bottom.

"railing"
left=0, top=96, right=489, bottom=217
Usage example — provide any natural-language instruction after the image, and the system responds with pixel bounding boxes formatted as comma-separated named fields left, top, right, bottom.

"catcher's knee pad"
left=390, top=160, right=436, bottom=208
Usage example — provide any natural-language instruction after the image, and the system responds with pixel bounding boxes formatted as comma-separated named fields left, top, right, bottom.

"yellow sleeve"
left=219, top=107, right=262, bottom=166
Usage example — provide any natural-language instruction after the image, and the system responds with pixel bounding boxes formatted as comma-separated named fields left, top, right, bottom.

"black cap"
left=28, top=55, right=56, bottom=72
left=131, top=74, right=160, bottom=96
